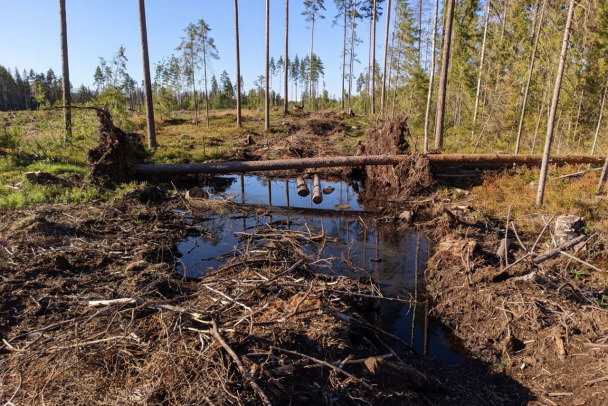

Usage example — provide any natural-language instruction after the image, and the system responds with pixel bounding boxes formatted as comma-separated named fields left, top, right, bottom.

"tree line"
left=8, top=0, right=608, bottom=166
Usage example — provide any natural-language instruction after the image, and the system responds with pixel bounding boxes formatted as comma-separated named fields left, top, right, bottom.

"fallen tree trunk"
left=133, top=154, right=605, bottom=176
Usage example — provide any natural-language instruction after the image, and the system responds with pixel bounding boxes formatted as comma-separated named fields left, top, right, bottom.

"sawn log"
left=133, top=154, right=605, bottom=176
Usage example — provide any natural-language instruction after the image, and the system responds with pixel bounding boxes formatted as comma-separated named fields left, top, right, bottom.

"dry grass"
left=468, top=165, right=608, bottom=234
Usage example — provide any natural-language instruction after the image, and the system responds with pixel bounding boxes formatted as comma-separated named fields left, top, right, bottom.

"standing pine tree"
left=59, top=0, right=71, bottom=142
left=138, top=0, right=157, bottom=147
left=234, top=0, right=242, bottom=126
left=302, top=0, right=326, bottom=109
left=177, top=20, right=218, bottom=127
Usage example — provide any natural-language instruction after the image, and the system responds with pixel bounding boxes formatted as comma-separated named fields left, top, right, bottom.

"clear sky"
left=0, top=0, right=396, bottom=99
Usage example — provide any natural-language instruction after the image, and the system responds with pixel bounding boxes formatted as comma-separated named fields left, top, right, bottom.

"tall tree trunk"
left=309, top=16, right=316, bottom=110
left=514, top=0, right=546, bottom=153
left=591, top=83, right=608, bottom=155
left=536, top=0, right=576, bottom=206
left=348, top=0, right=357, bottom=112
left=380, top=0, right=392, bottom=117
left=341, top=0, right=347, bottom=110
left=203, top=52, right=209, bottom=128
left=391, top=46, right=401, bottom=118
left=500, top=0, right=509, bottom=41
left=418, top=0, right=422, bottom=65
left=138, top=0, right=157, bottom=147
left=59, top=0, right=71, bottom=142
left=530, top=87, right=547, bottom=153
left=423, top=0, right=439, bottom=153
left=471, top=0, right=490, bottom=142
left=366, top=18, right=371, bottom=113
left=386, top=30, right=396, bottom=118
left=192, top=56, right=198, bottom=125
left=284, top=0, right=289, bottom=114
left=235, top=0, right=242, bottom=126
left=370, top=0, right=377, bottom=115
left=265, top=0, right=270, bottom=130
left=433, top=0, right=455, bottom=151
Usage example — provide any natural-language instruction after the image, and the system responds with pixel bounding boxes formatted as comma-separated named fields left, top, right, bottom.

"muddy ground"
left=1, top=187, right=531, bottom=405
left=2, top=113, right=607, bottom=405
left=424, top=205, right=608, bottom=406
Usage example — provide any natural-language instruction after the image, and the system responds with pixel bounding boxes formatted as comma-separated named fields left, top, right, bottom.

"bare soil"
left=1, top=187, right=533, bottom=405
left=4, top=110, right=605, bottom=405
left=424, top=207, right=608, bottom=406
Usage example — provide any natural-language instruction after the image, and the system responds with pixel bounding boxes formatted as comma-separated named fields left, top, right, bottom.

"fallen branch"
left=559, top=251, right=605, bottom=273
left=532, top=235, right=586, bottom=265
left=272, top=346, right=372, bottom=389
left=211, top=320, right=272, bottom=406
left=88, top=298, right=137, bottom=307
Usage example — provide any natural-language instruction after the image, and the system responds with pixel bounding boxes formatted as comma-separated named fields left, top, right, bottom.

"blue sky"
left=0, top=0, right=400, bottom=99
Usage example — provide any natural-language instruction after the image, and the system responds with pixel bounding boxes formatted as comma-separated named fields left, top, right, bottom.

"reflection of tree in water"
left=199, top=176, right=237, bottom=194
left=197, top=217, right=228, bottom=246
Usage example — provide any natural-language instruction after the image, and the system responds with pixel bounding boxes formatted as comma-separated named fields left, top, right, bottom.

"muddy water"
left=177, top=175, right=464, bottom=364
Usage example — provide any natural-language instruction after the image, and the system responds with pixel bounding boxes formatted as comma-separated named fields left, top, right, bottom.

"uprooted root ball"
left=361, top=116, right=433, bottom=203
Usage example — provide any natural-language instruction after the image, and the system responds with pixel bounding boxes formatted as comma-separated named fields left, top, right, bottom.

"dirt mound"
left=427, top=229, right=608, bottom=404
left=87, top=109, right=144, bottom=186
left=361, top=116, right=433, bottom=203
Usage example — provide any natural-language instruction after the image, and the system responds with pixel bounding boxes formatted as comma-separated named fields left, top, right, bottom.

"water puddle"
left=177, top=175, right=464, bottom=365
left=205, top=174, right=362, bottom=211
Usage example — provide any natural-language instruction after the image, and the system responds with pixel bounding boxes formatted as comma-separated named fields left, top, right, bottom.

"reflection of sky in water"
left=207, top=175, right=362, bottom=211
left=177, top=176, right=464, bottom=365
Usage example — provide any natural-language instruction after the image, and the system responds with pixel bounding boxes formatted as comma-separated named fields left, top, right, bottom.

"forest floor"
left=1, top=108, right=608, bottom=405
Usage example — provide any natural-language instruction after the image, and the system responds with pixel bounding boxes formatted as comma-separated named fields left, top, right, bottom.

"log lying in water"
left=134, top=154, right=605, bottom=176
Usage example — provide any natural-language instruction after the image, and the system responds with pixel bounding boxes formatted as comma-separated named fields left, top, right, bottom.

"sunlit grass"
left=468, top=165, right=608, bottom=234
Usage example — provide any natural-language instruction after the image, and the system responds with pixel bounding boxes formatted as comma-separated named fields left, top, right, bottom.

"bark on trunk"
left=309, top=17, right=315, bottom=110
left=341, top=0, right=347, bottom=110
left=284, top=0, right=289, bottom=114
left=380, top=0, right=392, bottom=117
left=203, top=52, right=209, bottom=128
left=434, top=0, right=455, bottom=151
left=423, top=0, right=439, bottom=153
left=348, top=0, right=357, bottom=112
left=138, top=0, right=157, bottom=147
left=59, top=0, right=71, bottom=142
left=536, top=0, right=576, bottom=206
left=134, top=154, right=605, bottom=176
left=471, top=0, right=490, bottom=141
left=235, top=0, right=242, bottom=126
left=370, top=0, right=377, bottom=115
left=591, top=83, right=607, bottom=155
left=265, top=0, right=270, bottom=130
left=515, top=0, right=546, bottom=154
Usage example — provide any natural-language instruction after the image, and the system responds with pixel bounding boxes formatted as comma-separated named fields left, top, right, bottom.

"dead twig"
left=272, top=346, right=372, bottom=389
left=211, top=320, right=272, bottom=406
left=532, top=235, right=586, bottom=265
left=559, top=251, right=604, bottom=273
left=530, top=213, right=557, bottom=254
